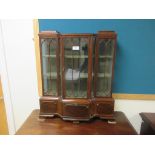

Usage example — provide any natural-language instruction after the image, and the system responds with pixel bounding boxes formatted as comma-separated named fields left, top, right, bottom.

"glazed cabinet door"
left=40, top=38, right=60, bottom=96
left=62, top=37, right=92, bottom=98
left=94, top=38, right=116, bottom=97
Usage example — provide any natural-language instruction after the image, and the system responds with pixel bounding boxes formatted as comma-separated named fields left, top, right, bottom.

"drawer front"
left=63, top=103, right=90, bottom=118
left=96, top=102, right=114, bottom=115
left=40, top=100, right=57, bottom=114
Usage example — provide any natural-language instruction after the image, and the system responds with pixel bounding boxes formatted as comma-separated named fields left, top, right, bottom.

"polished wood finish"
left=63, top=103, right=90, bottom=120
left=38, top=31, right=60, bottom=38
left=140, top=113, right=155, bottom=135
left=61, top=34, right=94, bottom=37
left=93, top=98, right=114, bottom=119
left=56, top=38, right=61, bottom=96
left=38, top=31, right=117, bottom=121
left=94, top=37, right=99, bottom=97
left=16, top=110, right=137, bottom=135
left=97, top=31, right=117, bottom=38
left=87, top=37, right=93, bottom=98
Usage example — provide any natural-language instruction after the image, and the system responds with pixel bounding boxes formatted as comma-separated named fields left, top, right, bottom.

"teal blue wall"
left=39, top=19, right=155, bottom=94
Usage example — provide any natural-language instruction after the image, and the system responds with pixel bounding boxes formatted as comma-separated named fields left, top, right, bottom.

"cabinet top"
left=97, top=31, right=117, bottom=38
left=38, top=30, right=117, bottom=38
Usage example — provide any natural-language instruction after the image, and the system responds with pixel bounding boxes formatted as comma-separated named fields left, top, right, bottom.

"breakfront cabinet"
left=39, top=30, right=117, bottom=121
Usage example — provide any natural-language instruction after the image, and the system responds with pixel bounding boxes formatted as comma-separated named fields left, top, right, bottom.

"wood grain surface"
left=16, top=109, right=137, bottom=135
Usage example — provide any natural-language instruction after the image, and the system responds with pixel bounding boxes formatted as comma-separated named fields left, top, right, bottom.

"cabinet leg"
left=108, top=119, right=117, bottom=124
left=73, top=121, right=80, bottom=124
left=38, top=114, right=55, bottom=122
left=38, top=117, right=45, bottom=122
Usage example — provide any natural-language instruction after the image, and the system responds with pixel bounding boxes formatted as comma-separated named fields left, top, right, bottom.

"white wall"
left=0, top=19, right=155, bottom=134
left=0, top=20, right=39, bottom=133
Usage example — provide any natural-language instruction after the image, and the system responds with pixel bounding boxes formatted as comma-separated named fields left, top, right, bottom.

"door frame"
left=0, top=20, right=16, bottom=134
left=94, top=36, right=117, bottom=98
left=39, top=36, right=61, bottom=97
left=61, top=35, right=93, bottom=99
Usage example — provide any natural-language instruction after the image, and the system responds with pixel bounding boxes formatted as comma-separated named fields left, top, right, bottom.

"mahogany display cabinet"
left=38, top=30, right=117, bottom=122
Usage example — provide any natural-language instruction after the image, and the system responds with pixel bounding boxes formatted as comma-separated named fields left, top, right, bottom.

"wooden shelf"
left=43, top=55, right=56, bottom=58
left=43, top=55, right=112, bottom=59
left=43, top=72, right=111, bottom=79
left=96, top=91, right=111, bottom=97
left=97, top=73, right=111, bottom=78
left=99, top=55, right=112, bottom=58
left=65, top=72, right=110, bottom=79
left=65, top=55, right=88, bottom=58
left=44, top=91, right=57, bottom=96
left=43, top=72, right=57, bottom=79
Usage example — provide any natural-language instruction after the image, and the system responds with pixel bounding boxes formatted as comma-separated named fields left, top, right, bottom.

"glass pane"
left=64, top=37, right=89, bottom=98
left=96, top=39, right=115, bottom=97
left=41, top=38, right=58, bottom=96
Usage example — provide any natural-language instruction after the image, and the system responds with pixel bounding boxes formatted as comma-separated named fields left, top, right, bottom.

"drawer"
left=40, top=100, right=57, bottom=114
left=63, top=103, right=90, bottom=118
left=96, top=102, right=114, bottom=115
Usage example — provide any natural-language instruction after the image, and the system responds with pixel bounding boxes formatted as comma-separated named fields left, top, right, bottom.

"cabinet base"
left=39, top=97, right=115, bottom=122
left=39, top=112, right=115, bottom=123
